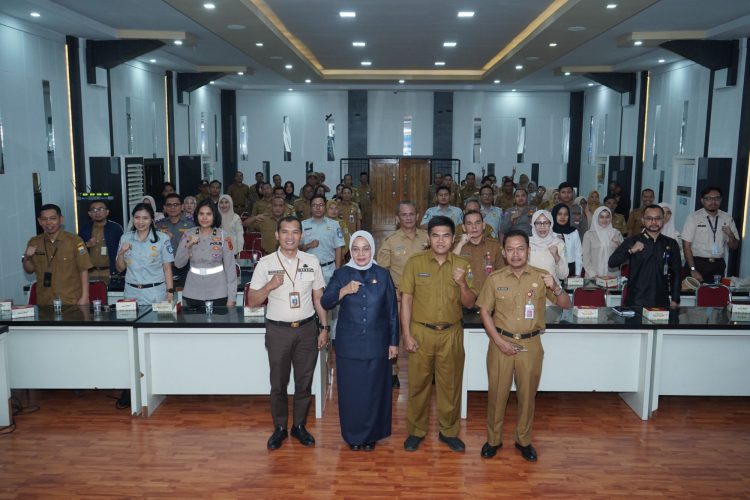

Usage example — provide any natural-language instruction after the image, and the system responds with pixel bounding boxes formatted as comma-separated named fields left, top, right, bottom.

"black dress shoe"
left=438, top=433, right=465, bottom=452
left=392, top=374, right=400, bottom=388
left=481, top=442, right=502, bottom=458
left=291, top=424, right=316, bottom=446
left=363, top=442, right=376, bottom=451
left=403, top=435, right=424, bottom=451
left=515, top=443, right=538, bottom=462
left=349, top=444, right=362, bottom=451
left=267, top=426, right=288, bottom=450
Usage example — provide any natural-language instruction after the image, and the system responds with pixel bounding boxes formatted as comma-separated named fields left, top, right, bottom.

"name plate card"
left=11, top=305, right=35, bottom=318
left=573, top=306, right=599, bottom=319
left=595, top=276, right=619, bottom=289
left=643, top=307, right=669, bottom=321
left=244, top=306, right=265, bottom=317
left=115, top=299, right=138, bottom=312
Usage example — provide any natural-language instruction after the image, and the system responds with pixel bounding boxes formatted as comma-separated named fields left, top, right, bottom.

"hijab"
left=345, top=230, right=377, bottom=270
left=183, top=196, right=197, bottom=220
left=551, top=203, right=577, bottom=235
left=218, top=194, right=235, bottom=231
left=587, top=190, right=601, bottom=212
left=590, top=206, right=621, bottom=277
left=659, top=202, right=679, bottom=239
left=530, top=210, right=558, bottom=251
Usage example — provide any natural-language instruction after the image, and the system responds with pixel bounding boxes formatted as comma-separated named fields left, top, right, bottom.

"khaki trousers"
left=406, top=323, right=464, bottom=437
left=486, top=335, right=544, bottom=447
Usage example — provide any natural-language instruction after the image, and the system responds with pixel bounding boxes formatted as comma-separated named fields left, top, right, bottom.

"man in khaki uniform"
left=251, top=183, right=274, bottom=217
left=459, top=172, right=479, bottom=202
left=227, top=171, right=252, bottom=215
left=401, top=215, right=476, bottom=453
left=355, top=172, right=374, bottom=231
left=627, top=188, right=655, bottom=237
left=605, top=196, right=627, bottom=236
left=476, top=229, right=571, bottom=462
left=337, top=186, right=361, bottom=235
left=452, top=210, right=505, bottom=293
left=495, top=178, right=516, bottom=210
left=244, top=197, right=286, bottom=255
left=23, top=204, right=93, bottom=305
left=293, top=184, right=314, bottom=221
left=442, top=174, right=462, bottom=208
left=377, top=201, right=429, bottom=388
left=427, top=172, right=444, bottom=207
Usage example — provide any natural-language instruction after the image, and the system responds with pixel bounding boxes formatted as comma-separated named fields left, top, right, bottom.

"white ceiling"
left=2, top=0, right=750, bottom=92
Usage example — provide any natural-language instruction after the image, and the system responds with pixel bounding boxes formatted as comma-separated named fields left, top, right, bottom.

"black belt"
left=91, top=266, right=110, bottom=271
left=417, top=321, right=456, bottom=331
left=266, top=315, right=316, bottom=328
left=694, top=256, right=721, bottom=263
left=320, top=260, right=335, bottom=267
left=499, top=329, right=541, bottom=340
left=126, top=282, right=164, bottom=289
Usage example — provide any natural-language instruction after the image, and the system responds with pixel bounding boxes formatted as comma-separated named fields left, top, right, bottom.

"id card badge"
left=524, top=302, right=535, bottom=320
left=711, top=242, right=721, bottom=256
left=289, top=292, right=301, bottom=308
left=101, top=246, right=107, bottom=256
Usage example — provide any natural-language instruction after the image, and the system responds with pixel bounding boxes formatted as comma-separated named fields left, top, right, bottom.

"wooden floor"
left=2, top=355, right=750, bottom=498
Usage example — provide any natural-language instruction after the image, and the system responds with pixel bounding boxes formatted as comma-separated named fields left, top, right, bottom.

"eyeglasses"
left=534, top=221, right=551, bottom=226
left=89, top=207, right=107, bottom=212
left=311, top=203, right=325, bottom=208
left=644, top=216, right=663, bottom=222
left=703, top=196, right=722, bottom=202
left=164, top=203, right=181, bottom=208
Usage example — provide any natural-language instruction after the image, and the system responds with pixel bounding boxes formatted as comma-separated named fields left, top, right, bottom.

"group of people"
left=20, top=166, right=740, bottom=462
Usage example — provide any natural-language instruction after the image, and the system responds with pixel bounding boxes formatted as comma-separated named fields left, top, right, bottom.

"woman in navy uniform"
left=175, top=200, right=237, bottom=308
left=321, top=230, right=399, bottom=451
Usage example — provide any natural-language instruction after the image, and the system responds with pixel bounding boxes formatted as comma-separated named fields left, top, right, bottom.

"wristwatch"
left=167, top=288, right=175, bottom=293
left=689, top=266, right=696, bottom=271
left=319, top=325, right=331, bottom=331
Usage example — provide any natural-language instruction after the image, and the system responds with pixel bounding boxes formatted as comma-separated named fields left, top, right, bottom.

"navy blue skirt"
left=336, top=355, right=392, bottom=445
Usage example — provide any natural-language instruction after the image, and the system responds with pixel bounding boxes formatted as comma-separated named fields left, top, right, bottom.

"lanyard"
left=44, top=238, right=58, bottom=266
left=276, top=251, right=300, bottom=290
left=706, top=215, right=719, bottom=242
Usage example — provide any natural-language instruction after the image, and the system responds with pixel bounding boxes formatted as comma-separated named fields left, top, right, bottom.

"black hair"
left=642, top=188, right=655, bottom=195
left=164, top=192, right=182, bottom=203
left=503, top=229, right=529, bottom=247
left=465, top=172, right=476, bottom=179
left=642, top=204, right=664, bottom=215
left=310, top=194, right=327, bottom=206
left=284, top=181, right=295, bottom=191
left=209, top=180, right=222, bottom=187
left=162, top=181, right=174, bottom=189
left=436, top=185, right=451, bottom=195
left=194, top=199, right=222, bottom=228
left=479, top=185, right=494, bottom=195
left=341, top=185, right=353, bottom=194
left=603, top=196, right=616, bottom=203
left=88, top=200, right=108, bottom=210
left=130, top=203, right=159, bottom=243
left=428, top=215, right=455, bottom=235
left=38, top=203, right=62, bottom=217
left=558, top=181, right=574, bottom=191
left=276, top=215, right=302, bottom=232
left=463, top=209, right=484, bottom=222
left=701, top=186, right=722, bottom=198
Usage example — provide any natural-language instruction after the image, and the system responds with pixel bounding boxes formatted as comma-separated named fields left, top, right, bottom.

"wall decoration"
left=326, top=113, right=335, bottom=161
left=283, top=115, right=291, bottom=161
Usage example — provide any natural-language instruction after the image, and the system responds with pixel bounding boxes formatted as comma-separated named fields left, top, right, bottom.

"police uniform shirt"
left=249, top=214, right=282, bottom=255
left=27, top=231, right=93, bottom=305
left=420, top=206, right=463, bottom=228
left=301, top=217, right=345, bottom=267
left=481, top=206, right=504, bottom=237
left=174, top=228, right=238, bottom=301
left=118, top=231, right=174, bottom=285
left=376, top=229, right=429, bottom=289
left=681, top=208, right=739, bottom=258
left=400, top=251, right=475, bottom=325
left=156, top=216, right=195, bottom=257
left=499, top=205, right=537, bottom=236
left=454, top=236, right=505, bottom=293
left=249, top=250, right=325, bottom=322
left=476, top=265, right=557, bottom=335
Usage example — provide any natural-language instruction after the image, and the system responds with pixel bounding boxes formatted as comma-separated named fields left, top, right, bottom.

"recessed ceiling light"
left=457, top=11, right=475, bottom=18
left=568, top=26, right=586, bottom=32
left=443, top=41, right=457, bottom=48
left=511, top=89, right=517, bottom=92
left=493, top=80, right=500, bottom=84
left=288, top=88, right=293, bottom=91
left=658, top=58, right=666, bottom=63
left=398, top=79, right=405, bottom=84
left=434, top=61, right=446, bottom=66
left=549, top=42, right=558, bottom=47
left=255, top=42, right=264, bottom=47
left=564, top=71, right=571, bottom=76
left=203, top=2, right=216, bottom=9
left=634, top=40, right=643, bottom=46
left=237, top=71, right=244, bottom=76
left=515, top=64, right=523, bottom=70
left=305, top=79, right=311, bottom=83
left=606, top=3, right=617, bottom=9
left=285, top=64, right=293, bottom=69
left=352, top=41, right=366, bottom=47
left=361, top=61, right=372, bottom=66
left=149, top=59, right=157, bottom=63
left=227, top=24, right=245, bottom=30
left=30, top=11, right=41, bottom=18
left=339, top=11, right=356, bottom=18
left=174, top=40, right=183, bottom=46
left=209, top=81, right=215, bottom=85
left=588, top=83, right=595, bottom=86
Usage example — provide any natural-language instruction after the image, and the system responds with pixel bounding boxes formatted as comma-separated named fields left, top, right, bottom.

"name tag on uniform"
left=289, top=292, right=300, bottom=308
left=298, top=265, right=315, bottom=282
left=101, top=246, right=107, bottom=256
left=497, top=287, right=509, bottom=291
left=417, top=273, right=431, bottom=277
left=524, top=303, right=535, bottom=319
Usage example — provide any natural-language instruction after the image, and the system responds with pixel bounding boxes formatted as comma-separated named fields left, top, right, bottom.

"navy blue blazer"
left=321, top=264, right=399, bottom=360
left=78, top=220, right=125, bottom=275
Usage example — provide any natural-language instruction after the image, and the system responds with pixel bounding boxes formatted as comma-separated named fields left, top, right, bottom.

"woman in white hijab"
left=321, top=230, right=399, bottom=451
left=529, top=210, right=569, bottom=281
left=582, top=206, right=623, bottom=278
left=142, top=195, right=164, bottom=222
left=658, top=202, right=684, bottom=263
left=218, top=194, right=245, bottom=255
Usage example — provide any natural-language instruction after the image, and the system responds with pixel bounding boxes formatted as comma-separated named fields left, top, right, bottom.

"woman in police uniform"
left=174, top=200, right=237, bottom=308
left=116, top=203, right=175, bottom=305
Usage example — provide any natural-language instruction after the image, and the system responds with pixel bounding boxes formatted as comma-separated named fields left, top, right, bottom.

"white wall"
left=368, top=90, right=434, bottom=157
left=0, top=17, right=73, bottom=302
left=453, top=91, right=570, bottom=189
left=235, top=90, right=348, bottom=192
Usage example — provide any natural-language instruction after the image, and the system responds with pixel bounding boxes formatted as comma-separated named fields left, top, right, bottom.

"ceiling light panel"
left=457, top=11, right=475, bottom=18
left=203, top=3, right=216, bottom=9
left=434, top=61, right=446, bottom=66
left=30, top=11, right=41, bottom=18
left=443, top=42, right=457, bottom=48
left=339, top=11, right=356, bottom=18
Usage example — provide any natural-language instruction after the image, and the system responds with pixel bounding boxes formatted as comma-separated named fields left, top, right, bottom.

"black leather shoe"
left=403, top=435, right=424, bottom=451
left=267, top=426, right=288, bottom=450
left=515, top=443, right=538, bottom=462
left=392, top=374, right=400, bottom=388
left=349, top=444, right=362, bottom=451
left=481, top=442, right=502, bottom=458
left=291, top=424, right=315, bottom=446
left=363, top=442, right=376, bottom=451
left=438, top=433, right=465, bottom=452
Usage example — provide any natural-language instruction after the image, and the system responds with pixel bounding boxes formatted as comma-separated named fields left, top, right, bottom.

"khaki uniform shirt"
left=627, top=207, right=645, bottom=236
left=249, top=214, right=282, bottom=255
left=337, top=200, right=361, bottom=235
left=376, top=229, right=429, bottom=289
left=495, top=192, right=515, bottom=210
left=476, top=265, right=557, bottom=335
left=400, top=251, right=475, bottom=324
left=293, top=199, right=312, bottom=221
left=354, top=185, right=374, bottom=210
left=227, top=183, right=252, bottom=214
left=251, top=198, right=273, bottom=217
left=681, top=208, right=739, bottom=258
left=612, top=213, right=627, bottom=236
left=456, top=224, right=496, bottom=240
left=453, top=236, right=505, bottom=293
left=27, top=231, right=93, bottom=305
left=459, top=185, right=479, bottom=202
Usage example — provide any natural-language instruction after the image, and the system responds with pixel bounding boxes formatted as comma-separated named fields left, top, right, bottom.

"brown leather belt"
left=499, top=329, right=541, bottom=340
left=695, top=256, right=719, bottom=263
left=126, top=282, right=164, bottom=289
left=266, top=316, right=316, bottom=328
left=417, top=322, right=456, bottom=331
